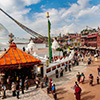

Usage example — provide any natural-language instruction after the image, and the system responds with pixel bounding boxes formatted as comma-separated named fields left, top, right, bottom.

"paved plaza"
left=1, top=58, right=100, bottom=100
left=0, top=61, right=87, bottom=100
left=2, top=87, right=52, bottom=100
left=53, top=57, right=100, bottom=100
left=48, top=62, right=87, bottom=87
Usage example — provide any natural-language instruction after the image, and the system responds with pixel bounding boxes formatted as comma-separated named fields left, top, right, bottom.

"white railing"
left=44, top=50, right=74, bottom=77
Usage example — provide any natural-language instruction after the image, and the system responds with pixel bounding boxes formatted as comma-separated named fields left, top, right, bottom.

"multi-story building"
left=81, top=35, right=88, bottom=46
left=87, top=31, right=100, bottom=48
left=80, top=28, right=100, bottom=49
left=69, top=34, right=81, bottom=47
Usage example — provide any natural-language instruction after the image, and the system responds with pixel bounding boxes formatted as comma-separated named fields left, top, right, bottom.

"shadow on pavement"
left=81, top=95, right=95, bottom=100
left=56, top=87, right=65, bottom=91
left=81, top=91, right=91, bottom=96
left=57, top=90, right=67, bottom=94
left=56, top=87, right=68, bottom=94
left=92, top=83, right=100, bottom=86
left=23, top=88, right=39, bottom=94
left=84, top=80, right=89, bottom=84
left=57, top=97, right=64, bottom=100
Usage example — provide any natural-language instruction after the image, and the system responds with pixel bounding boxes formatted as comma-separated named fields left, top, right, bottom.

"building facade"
left=81, top=31, right=100, bottom=49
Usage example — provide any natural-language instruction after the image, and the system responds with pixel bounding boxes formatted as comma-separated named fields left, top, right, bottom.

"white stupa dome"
left=52, top=39, right=60, bottom=50
left=26, top=40, right=37, bottom=51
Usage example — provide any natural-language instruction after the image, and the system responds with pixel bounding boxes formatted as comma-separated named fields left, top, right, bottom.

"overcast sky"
left=0, top=0, right=100, bottom=38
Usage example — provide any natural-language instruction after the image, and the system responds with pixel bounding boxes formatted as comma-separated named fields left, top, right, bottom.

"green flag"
left=48, top=20, right=52, bottom=63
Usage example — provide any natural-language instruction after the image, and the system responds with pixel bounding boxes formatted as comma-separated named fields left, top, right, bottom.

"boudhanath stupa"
left=26, top=39, right=37, bottom=52
left=52, top=39, right=60, bottom=50
left=0, top=23, right=9, bottom=39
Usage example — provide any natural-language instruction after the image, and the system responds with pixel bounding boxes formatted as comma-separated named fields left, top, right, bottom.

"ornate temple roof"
left=0, top=42, right=41, bottom=66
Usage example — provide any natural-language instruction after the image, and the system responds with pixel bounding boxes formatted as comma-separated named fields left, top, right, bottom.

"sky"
left=0, top=0, right=100, bottom=39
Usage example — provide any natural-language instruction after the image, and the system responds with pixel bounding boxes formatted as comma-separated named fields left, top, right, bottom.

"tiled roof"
left=0, top=43, right=41, bottom=66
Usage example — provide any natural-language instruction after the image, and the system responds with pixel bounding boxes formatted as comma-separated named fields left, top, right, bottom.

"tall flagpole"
left=47, top=12, right=50, bottom=50
left=47, top=12, right=52, bottom=63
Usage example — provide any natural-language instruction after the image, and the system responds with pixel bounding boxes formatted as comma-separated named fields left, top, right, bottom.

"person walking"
left=65, top=64, right=68, bottom=72
left=74, top=84, right=82, bottom=100
left=11, top=82, right=16, bottom=96
left=16, top=82, right=20, bottom=99
left=24, top=76, right=29, bottom=90
left=44, top=75, right=48, bottom=87
left=88, top=57, right=92, bottom=65
left=52, top=84, right=57, bottom=100
left=97, top=76, right=99, bottom=84
left=55, top=69, right=59, bottom=78
left=7, top=76, right=11, bottom=90
left=89, top=74, right=93, bottom=86
left=1, top=84, right=6, bottom=99
left=69, top=63, right=71, bottom=72
left=52, top=84, right=56, bottom=94
left=20, top=79, right=24, bottom=94
left=35, top=76, right=39, bottom=88
left=60, top=68, right=63, bottom=77
left=72, top=60, right=75, bottom=66
left=76, top=72, right=81, bottom=83
left=80, top=73, right=85, bottom=84
left=97, top=66, right=100, bottom=76
left=49, top=78, right=52, bottom=91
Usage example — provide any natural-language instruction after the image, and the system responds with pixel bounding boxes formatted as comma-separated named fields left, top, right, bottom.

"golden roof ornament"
left=8, top=33, right=14, bottom=43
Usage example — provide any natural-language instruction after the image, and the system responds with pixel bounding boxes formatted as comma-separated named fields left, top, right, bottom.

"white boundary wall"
left=43, top=50, right=74, bottom=77
left=32, top=50, right=74, bottom=77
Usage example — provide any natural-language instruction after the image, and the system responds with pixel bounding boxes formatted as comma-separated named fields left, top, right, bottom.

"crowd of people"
left=0, top=75, right=29, bottom=99
left=0, top=49, right=100, bottom=100
left=74, top=69, right=100, bottom=100
left=73, top=49, right=100, bottom=100
left=34, top=75, right=57, bottom=99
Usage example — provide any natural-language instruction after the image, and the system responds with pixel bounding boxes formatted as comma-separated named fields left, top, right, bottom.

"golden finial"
left=47, top=12, right=49, bottom=18
left=8, top=33, right=14, bottom=43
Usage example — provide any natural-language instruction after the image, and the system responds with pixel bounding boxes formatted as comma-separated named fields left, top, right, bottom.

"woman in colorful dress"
left=76, top=72, right=81, bottom=83
left=74, top=84, right=82, bottom=100
left=49, top=78, right=52, bottom=91
left=81, top=73, right=85, bottom=84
